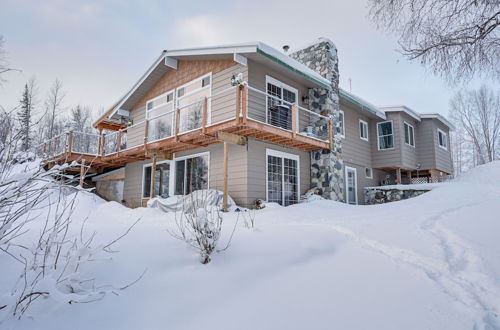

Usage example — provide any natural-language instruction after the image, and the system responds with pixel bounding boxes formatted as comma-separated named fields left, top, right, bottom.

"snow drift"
left=1, top=161, right=500, bottom=330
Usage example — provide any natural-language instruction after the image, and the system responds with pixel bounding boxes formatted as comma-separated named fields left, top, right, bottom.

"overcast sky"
left=0, top=0, right=487, bottom=119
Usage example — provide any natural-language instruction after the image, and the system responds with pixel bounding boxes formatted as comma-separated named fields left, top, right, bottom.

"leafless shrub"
left=168, top=190, right=238, bottom=264
left=0, top=152, right=142, bottom=320
left=238, top=209, right=256, bottom=229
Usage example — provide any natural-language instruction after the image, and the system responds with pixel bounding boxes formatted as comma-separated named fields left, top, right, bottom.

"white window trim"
left=403, top=121, right=415, bottom=148
left=265, top=75, right=299, bottom=131
left=141, top=159, right=172, bottom=199
left=146, top=89, right=174, bottom=113
left=140, top=151, right=210, bottom=199
left=173, top=151, right=211, bottom=196
left=365, top=167, right=373, bottom=179
left=265, top=148, right=300, bottom=205
left=359, top=119, right=369, bottom=141
left=338, top=110, right=345, bottom=139
left=437, top=128, right=448, bottom=150
left=176, top=73, right=212, bottom=131
left=345, top=166, right=358, bottom=205
left=377, top=120, right=395, bottom=151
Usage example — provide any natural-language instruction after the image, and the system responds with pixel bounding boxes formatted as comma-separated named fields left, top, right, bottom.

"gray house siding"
left=372, top=112, right=402, bottom=169
left=399, top=113, right=419, bottom=170
left=416, top=119, right=437, bottom=170
left=211, top=64, right=248, bottom=124
left=432, top=121, right=453, bottom=174
left=341, top=101, right=373, bottom=168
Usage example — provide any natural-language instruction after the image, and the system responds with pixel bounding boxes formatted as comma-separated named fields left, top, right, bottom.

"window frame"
left=265, top=75, right=299, bottom=131
left=173, top=151, right=210, bottom=195
left=338, top=110, right=345, bottom=139
left=141, top=159, right=173, bottom=199
left=265, top=148, right=300, bottom=206
left=359, top=119, right=369, bottom=141
left=403, top=121, right=415, bottom=148
left=365, top=167, right=373, bottom=179
left=377, top=120, right=395, bottom=150
left=345, top=166, right=358, bottom=205
left=437, top=128, right=448, bottom=150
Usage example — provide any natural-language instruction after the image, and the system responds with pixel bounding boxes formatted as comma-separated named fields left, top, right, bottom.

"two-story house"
left=37, top=38, right=453, bottom=207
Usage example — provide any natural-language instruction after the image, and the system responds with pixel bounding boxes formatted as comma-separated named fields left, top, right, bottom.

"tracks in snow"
left=329, top=203, right=500, bottom=329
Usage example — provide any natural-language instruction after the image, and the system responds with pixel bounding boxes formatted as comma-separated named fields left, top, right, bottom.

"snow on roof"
left=381, top=105, right=422, bottom=122
left=289, top=37, right=337, bottom=55
left=340, top=88, right=386, bottom=120
left=420, top=113, right=455, bottom=130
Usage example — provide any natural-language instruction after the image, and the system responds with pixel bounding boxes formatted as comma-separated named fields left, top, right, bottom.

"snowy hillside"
left=2, top=161, right=500, bottom=330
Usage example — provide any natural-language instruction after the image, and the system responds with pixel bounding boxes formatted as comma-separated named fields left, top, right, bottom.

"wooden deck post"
left=66, top=131, right=73, bottom=154
left=235, top=85, right=241, bottom=123
left=149, top=152, right=157, bottom=200
left=202, top=97, right=208, bottom=134
left=328, top=118, right=333, bottom=149
left=241, top=85, right=247, bottom=124
left=144, top=120, right=150, bottom=154
left=79, top=160, right=85, bottom=187
left=175, top=109, right=180, bottom=141
left=117, top=130, right=122, bottom=153
left=223, top=141, right=228, bottom=212
left=407, top=170, right=412, bottom=184
left=291, top=104, right=297, bottom=138
left=42, top=143, right=46, bottom=153
left=97, top=128, right=103, bottom=155
left=396, top=168, right=402, bottom=185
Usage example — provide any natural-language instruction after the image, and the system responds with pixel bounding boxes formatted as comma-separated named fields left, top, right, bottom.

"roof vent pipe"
left=282, top=45, right=290, bottom=53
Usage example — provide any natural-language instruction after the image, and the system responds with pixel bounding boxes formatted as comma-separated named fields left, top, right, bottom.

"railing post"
left=291, top=104, right=297, bottom=138
left=67, top=131, right=73, bottom=155
left=241, top=84, right=247, bottom=124
left=328, top=117, right=333, bottom=149
left=117, top=130, right=122, bottom=154
left=42, top=143, right=46, bottom=153
left=175, top=109, right=180, bottom=141
left=101, top=135, right=106, bottom=156
left=202, top=97, right=208, bottom=134
left=149, top=152, right=157, bottom=200
left=144, top=120, right=149, bottom=154
left=235, top=85, right=241, bottom=123
left=97, top=129, right=103, bottom=155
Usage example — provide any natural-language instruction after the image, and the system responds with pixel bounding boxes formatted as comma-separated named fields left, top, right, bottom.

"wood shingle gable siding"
left=131, top=59, right=240, bottom=112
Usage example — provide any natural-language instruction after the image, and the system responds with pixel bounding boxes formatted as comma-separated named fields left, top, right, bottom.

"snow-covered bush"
left=168, top=190, right=232, bottom=264
left=0, top=159, right=141, bottom=320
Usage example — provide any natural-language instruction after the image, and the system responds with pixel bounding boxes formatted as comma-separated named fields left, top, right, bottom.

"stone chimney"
left=290, top=38, right=344, bottom=201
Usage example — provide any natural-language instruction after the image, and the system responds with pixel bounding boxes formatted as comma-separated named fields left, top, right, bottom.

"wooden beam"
left=216, top=131, right=246, bottom=146
left=407, top=170, right=412, bottom=184
left=145, top=150, right=173, bottom=160
left=67, top=131, right=73, bottom=155
left=79, top=160, right=85, bottom=187
left=175, top=108, right=180, bottom=141
left=202, top=97, right=208, bottom=134
left=236, top=86, right=241, bottom=122
left=149, top=153, right=157, bottom=200
left=291, top=104, right=297, bottom=138
left=241, top=85, right=247, bottom=124
left=144, top=120, right=149, bottom=155
left=396, top=168, right=402, bottom=184
left=223, top=141, right=228, bottom=212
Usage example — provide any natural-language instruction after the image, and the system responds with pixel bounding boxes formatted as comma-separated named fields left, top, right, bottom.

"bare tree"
left=368, top=0, right=500, bottom=84
left=0, top=36, right=21, bottom=85
left=44, top=79, right=65, bottom=140
left=449, top=85, right=500, bottom=165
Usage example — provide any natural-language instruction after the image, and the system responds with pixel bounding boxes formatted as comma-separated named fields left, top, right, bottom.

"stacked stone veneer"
left=364, top=187, right=429, bottom=205
left=290, top=39, right=344, bottom=201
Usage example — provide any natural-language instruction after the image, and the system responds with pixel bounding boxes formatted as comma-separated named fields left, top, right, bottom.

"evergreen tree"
left=18, top=83, right=33, bottom=151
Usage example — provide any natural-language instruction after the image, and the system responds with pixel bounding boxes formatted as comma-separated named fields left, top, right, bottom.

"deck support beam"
left=396, top=168, right=402, bottom=185
left=149, top=152, right=157, bottom=200
left=223, top=142, right=228, bottom=212
left=79, top=160, right=85, bottom=187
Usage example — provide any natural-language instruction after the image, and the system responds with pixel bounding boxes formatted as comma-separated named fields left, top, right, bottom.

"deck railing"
left=37, top=81, right=333, bottom=160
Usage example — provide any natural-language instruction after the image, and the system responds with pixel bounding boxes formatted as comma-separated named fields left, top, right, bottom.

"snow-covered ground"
left=1, top=161, right=500, bottom=330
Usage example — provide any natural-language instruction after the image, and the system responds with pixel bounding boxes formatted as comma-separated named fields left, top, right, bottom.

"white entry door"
left=345, top=166, right=357, bottom=205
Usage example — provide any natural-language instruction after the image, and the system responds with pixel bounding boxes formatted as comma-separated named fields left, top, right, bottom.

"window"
left=338, top=110, right=345, bottom=138
left=365, top=167, right=373, bottom=179
left=266, top=76, right=298, bottom=131
left=437, top=128, right=447, bottom=150
left=143, top=162, right=171, bottom=198
left=377, top=121, right=394, bottom=150
left=176, top=74, right=211, bottom=133
left=174, top=153, right=209, bottom=195
left=404, top=122, right=415, bottom=147
left=359, top=120, right=368, bottom=141
left=266, top=149, right=299, bottom=206
left=146, top=90, right=175, bottom=141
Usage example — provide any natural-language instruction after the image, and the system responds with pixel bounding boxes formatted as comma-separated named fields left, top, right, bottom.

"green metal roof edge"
left=339, top=89, right=385, bottom=119
left=256, top=48, right=331, bottom=90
